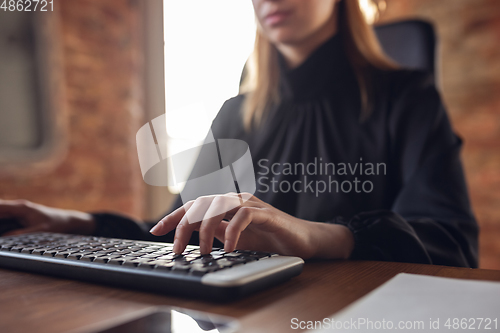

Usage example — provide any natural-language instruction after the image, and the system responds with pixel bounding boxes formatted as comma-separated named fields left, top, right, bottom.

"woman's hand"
left=150, top=192, right=354, bottom=259
left=0, top=199, right=96, bottom=236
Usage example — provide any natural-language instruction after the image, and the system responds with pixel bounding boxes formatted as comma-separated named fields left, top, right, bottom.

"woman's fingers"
left=196, top=193, right=253, bottom=254
left=213, top=220, right=229, bottom=242
left=172, top=215, right=198, bottom=254
left=198, top=195, right=235, bottom=254
left=150, top=201, right=194, bottom=236
left=173, top=196, right=216, bottom=254
left=223, top=206, right=261, bottom=252
left=151, top=192, right=262, bottom=254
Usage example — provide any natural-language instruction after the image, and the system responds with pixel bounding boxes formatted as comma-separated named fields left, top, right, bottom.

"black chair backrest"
left=374, top=19, right=437, bottom=76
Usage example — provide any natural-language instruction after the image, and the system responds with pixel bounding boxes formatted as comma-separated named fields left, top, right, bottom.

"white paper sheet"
left=307, top=273, right=500, bottom=332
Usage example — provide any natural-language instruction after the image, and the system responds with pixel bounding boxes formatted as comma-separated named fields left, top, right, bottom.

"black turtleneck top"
left=93, top=34, right=479, bottom=268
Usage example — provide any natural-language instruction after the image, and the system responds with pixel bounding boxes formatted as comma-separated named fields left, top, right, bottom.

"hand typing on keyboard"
left=150, top=192, right=354, bottom=260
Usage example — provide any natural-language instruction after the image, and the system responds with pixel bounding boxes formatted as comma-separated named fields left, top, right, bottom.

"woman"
left=0, top=0, right=478, bottom=267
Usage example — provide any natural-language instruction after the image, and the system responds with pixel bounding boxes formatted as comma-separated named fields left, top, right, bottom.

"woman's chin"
left=267, top=30, right=306, bottom=45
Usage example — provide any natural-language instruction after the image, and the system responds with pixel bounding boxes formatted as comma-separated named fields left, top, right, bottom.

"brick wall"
left=0, top=0, right=146, bottom=219
left=380, top=0, right=500, bottom=269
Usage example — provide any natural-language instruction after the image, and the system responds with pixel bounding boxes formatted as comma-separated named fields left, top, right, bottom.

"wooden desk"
left=1, top=261, right=499, bottom=333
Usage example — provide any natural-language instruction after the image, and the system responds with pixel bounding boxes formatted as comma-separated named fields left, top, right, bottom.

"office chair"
left=374, top=19, right=438, bottom=81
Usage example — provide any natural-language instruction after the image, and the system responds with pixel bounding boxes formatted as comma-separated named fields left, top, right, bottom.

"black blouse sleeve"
left=333, top=71, right=479, bottom=267
left=91, top=175, right=204, bottom=244
left=91, top=208, right=208, bottom=245
left=91, top=212, right=154, bottom=240
left=91, top=194, right=192, bottom=244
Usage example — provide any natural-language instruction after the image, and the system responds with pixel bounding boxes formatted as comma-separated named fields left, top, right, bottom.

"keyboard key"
left=191, top=256, right=215, bottom=265
left=214, top=258, right=233, bottom=268
left=250, top=251, right=270, bottom=257
left=94, top=250, right=116, bottom=256
left=226, top=257, right=247, bottom=265
left=190, top=265, right=219, bottom=276
left=43, top=250, right=59, bottom=257
left=235, top=250, right=252, bottom=254
left=147, top=260, right=174, bottom=269
left=123, top=258, right=152, bottom=267
left=80, top=255, right=98, bottom=262
left=171, top=262, right=191, bottom=273
left=108, top=258, right=126, bottom=265
left=94, top=257, right=110, bottom=264
left=67, top=251, right=96, bottom=260
left=224, top=252, right=242, bottom=257
left=154, top=255, right=173, bottom=261
left=54, top=252, right=73, bottom=259
left=155, top=262, right=175, bottom=271
left=67, top=253, right=83, bottom=260
left=210, top=253, right=224, bottom=260
left=94, top=255, right=122, bottom=264
left=31, top=248, right=47, bottom=255
left=242, top=255, right=259, bottom=262
left=137, top=262, right=158, bottom=270
left=20, top=247, right=38, bottom=254
left=141, top=253, right=160, bottom=258
left=122, top=260, right=140, bottom=268
left=115, top=249, right=133, bottom=255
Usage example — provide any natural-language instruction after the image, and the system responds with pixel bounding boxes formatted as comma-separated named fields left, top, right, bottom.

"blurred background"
left=0, top=0, right=498, bottom=269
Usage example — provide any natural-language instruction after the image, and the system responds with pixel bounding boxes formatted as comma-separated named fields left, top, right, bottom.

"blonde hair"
left=240, top=0, right=398, bottom=130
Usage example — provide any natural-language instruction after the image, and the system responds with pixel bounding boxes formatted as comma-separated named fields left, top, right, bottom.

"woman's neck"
left=275, top=18, right=338, bottom=69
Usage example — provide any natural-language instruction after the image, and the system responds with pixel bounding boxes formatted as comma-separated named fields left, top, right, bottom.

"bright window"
left=163, top=0, right=256, bottom=193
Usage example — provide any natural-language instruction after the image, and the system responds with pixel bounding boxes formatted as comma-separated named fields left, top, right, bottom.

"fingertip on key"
left=172, top=241, right=182, bottom=254
left=224, top=240, right=234, bottom=253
